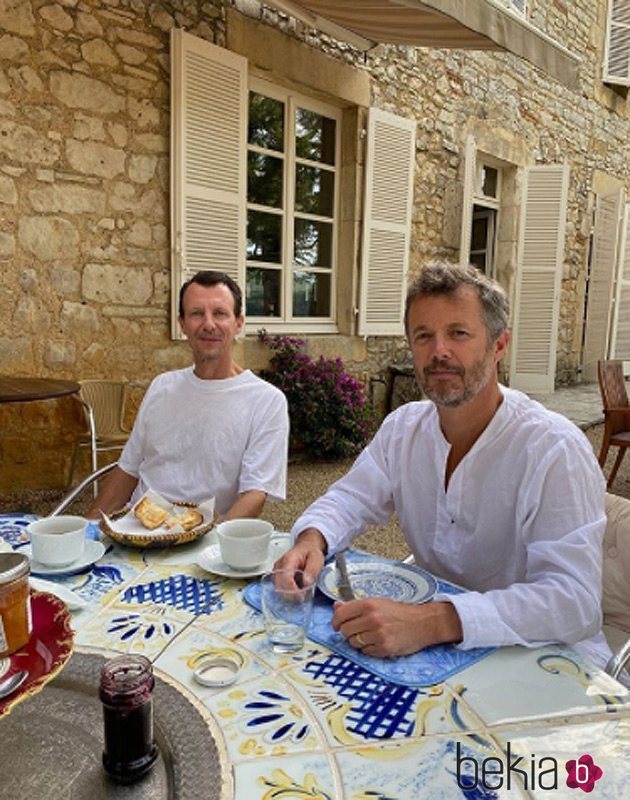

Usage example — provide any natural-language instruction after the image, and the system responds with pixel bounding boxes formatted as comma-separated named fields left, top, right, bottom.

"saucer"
left=23, top=540, right=106, bottom=577
left=197, top=533, right=291, bottom=579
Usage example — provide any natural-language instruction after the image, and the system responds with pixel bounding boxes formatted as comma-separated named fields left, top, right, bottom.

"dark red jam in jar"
left=100, top=654, right=158, bottom=783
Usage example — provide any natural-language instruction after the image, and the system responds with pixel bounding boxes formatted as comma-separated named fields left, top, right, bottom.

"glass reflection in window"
left=295, top=165, right=334, bottom=217
left=247, top=152, right=283, bottom=208
left=294, top=219, right=332, bottom=268
left=248, top=93, right=284, bottom=152
left=247, top=210, right=282, bottom=263
left=295, top=108, right=335, bottom=165
left=246, top=267, right=281, bottom=317
left=293, top=271, right=331, bottom=317
left=481, top=166, right=498, bottom=198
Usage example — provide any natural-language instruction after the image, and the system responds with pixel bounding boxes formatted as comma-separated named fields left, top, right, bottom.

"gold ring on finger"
left=355, top=633, right=366, bottom=648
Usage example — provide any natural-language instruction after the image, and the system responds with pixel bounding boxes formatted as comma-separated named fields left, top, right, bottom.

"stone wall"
left=1, top=0, right=629, bottom=489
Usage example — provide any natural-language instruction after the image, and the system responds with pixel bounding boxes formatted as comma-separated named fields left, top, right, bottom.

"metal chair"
left=597, top=360, right=630, bottom=489
left=52, top=462, right=118, bottom=516
left=68, top=381, right=131, bottom=491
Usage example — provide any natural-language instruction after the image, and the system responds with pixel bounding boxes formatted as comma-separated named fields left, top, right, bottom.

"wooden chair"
left=597, top=360, right=630, bottom=489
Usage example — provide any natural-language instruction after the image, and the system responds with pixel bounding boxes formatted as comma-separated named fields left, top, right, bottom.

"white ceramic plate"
left=197, top=533, right=291, bottom=579
left=317, top=559, right=437, bottom=604
left=22, top=540, right=106, bottom=577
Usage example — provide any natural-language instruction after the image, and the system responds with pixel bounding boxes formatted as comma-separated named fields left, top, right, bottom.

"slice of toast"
left=165, top=508, right=203, bottom=532
left=134, top=496, right=169, bottom=530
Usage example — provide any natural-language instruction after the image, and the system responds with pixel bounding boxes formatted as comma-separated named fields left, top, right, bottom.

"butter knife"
left=335, top=550, right=355, bottom=601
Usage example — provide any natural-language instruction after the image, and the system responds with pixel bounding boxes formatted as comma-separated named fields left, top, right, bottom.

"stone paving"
left=529, top=382, right=603, bottom=431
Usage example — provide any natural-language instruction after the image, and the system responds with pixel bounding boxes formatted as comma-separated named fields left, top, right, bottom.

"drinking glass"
left=261, top=569, right=314, bottom=653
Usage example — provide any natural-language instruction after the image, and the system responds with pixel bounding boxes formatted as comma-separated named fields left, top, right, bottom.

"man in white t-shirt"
left=277, top=262, right=610, bottom=669
left=88, top=271, right=289, bottom=520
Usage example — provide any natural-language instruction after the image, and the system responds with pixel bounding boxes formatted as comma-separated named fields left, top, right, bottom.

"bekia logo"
left=456, top=742, right=604, bottom=793
left=565, top=754, right=604, bottom=793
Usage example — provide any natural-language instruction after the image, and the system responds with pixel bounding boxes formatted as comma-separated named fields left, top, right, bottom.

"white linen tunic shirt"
left=291, top=387, right=609, bottom=667
left=119, top=368, right=289, bottom=516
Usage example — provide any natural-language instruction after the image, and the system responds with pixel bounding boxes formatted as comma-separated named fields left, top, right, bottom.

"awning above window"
left=265, top=0, right=580, bottom=89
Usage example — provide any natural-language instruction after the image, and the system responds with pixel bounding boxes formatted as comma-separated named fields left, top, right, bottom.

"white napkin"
left=29, top=577, right=88, bottom=610
left=103, top=492, right=215, bottom=537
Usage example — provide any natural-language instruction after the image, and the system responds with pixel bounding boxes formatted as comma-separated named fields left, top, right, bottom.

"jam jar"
left=0, top=552, right=31, bottom=657
left=100, top=654, right=158, bottom=783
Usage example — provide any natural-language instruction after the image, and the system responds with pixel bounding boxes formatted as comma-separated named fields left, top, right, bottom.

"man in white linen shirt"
left=278, top=261, right=610, bottom=669
left=88, top=270, right=289, bottom=521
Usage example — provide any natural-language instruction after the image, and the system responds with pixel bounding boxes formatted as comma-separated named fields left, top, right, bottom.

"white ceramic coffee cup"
left=215, top=519, right=273, bottom=571
left=27, top=515, right=87, bottom=567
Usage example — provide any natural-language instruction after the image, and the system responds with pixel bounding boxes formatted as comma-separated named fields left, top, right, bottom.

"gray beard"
left=416, top=355, right=495, bottom=408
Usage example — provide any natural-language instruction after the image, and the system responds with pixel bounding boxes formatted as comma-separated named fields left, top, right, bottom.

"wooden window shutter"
left=610, top=203, right=630, bottom=360
left=604, top=0, right=630, bottom=86
left=459, top=135, right=476, bottom=267
left=582, top=188, right=624, bottom=381
left=509, top=164, right=569, bottom=393
left=170, top=29, right=247, bottom=336
left=358, top=108, right=416, bottom=336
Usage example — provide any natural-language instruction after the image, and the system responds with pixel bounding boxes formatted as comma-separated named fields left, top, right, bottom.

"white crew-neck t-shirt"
left=119, top=367, right=288, bottom=515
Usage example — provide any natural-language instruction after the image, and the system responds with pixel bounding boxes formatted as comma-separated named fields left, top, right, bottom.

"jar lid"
left=0, top=552, right=30, bottom=585
left=193, top=657, right=240, bottom=688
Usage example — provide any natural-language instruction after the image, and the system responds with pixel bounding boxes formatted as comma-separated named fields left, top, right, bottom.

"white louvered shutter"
left=459, top=135, right=476, bottom=267
left=582, top=189, right=624, bottom=381
left=509, top=164, right=569, bottom=394
left=170, top=29, right=247, bottom=336
left=358, top=108, right=416, bottom=336
left=604, top=0, right=630, bottom=85
left=610, top=203, right=630, bottom=361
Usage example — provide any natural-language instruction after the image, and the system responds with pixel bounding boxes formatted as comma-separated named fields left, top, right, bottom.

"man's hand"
left=332, top=598, right=463, bottom=658
left=86, top=466, right=138, bottom=520
left=274, top=527, right=327, bottom=586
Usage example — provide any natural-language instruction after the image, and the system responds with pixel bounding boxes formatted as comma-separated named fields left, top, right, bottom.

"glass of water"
left=261, top=568, right=315, bottom=653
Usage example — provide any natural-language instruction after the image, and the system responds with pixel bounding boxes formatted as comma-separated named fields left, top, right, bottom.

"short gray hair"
left=404, top=261, right=509, bottom=341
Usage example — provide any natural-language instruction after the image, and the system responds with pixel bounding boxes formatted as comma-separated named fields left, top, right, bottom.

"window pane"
left=248, top=92, right=284, bottom=151
left=247, top=210, right=282, bottom=263
left=470, top=216, right=489, bottom=251
left=294, top=219, right=333, bottom=267
left=293, top=271, right=331, bottom=317
left=247, top=151, right=283, bottom=208
left=469, top=252, right=487, bottom=271
left=481, top=166, right=498, bottom=198
left=246, top=267, right=281, bottom=316
left=295, top=108, right=335, bottom=165
left=295, top=165, right=334, bottom=217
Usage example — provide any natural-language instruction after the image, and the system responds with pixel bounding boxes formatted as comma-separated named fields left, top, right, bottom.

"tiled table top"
left=3, top=517, right=630, bottom=799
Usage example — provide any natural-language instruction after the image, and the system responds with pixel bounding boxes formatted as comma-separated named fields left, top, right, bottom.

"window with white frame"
left=468, top=161, right=501, bottom=278
left=246, top=81, right=340, bottom=324
left=170, top=29, right=415, bottom=339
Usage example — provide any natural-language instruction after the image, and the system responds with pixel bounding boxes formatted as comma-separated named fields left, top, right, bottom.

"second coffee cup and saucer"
left=197, top=519, right=291, bottom=579
left=24, top=516, right=105, bottom=577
